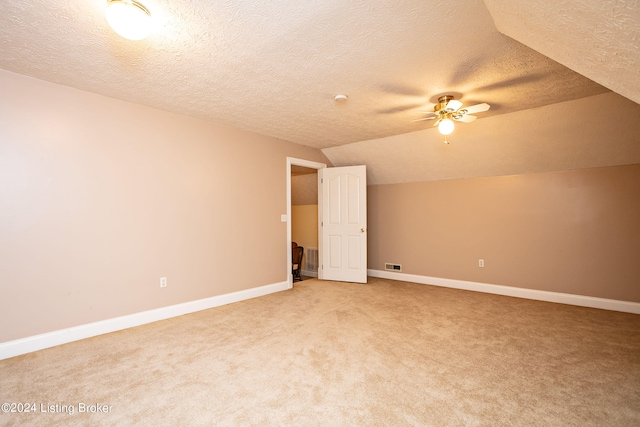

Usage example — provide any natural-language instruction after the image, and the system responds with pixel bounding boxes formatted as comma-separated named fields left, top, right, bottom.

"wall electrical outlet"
left=478, top=259, right=485, bottom=268
left=160, top=277, right=167, bottom=288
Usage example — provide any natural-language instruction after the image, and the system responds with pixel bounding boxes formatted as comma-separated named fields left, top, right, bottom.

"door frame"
left=286, top=157, right=327, bottom=288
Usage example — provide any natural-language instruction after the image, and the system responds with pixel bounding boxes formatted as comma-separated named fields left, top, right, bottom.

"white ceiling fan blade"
left=455, top=114, right=477, bottom=123
left=444, top=100, right=463, bottom=112
left=462, top=103, right=490, bottom=115
left=411, top=117, right=436, bottom=122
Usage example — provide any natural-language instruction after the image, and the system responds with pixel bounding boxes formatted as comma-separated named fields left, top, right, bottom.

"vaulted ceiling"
left=1, top=0, right=638, bottom=184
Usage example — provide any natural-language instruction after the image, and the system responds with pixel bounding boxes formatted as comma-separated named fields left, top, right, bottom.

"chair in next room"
left=292, top=245, right=304, bottom=282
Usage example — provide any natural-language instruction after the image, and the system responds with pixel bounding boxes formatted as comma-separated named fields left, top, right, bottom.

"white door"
left=318, top=165, right=367, bottom=283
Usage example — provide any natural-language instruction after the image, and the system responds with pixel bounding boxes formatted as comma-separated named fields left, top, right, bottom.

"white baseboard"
left=0, top=280, right=289, bottom=361
left=368, top=269, right=640, bottom=315
left=301, top=269, right=318, bottom=278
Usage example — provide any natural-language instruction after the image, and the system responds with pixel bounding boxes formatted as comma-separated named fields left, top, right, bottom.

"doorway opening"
left=286, top=157, right=326, bottom=287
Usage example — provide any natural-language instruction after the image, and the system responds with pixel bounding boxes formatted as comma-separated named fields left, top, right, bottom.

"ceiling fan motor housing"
left=434, top=95, right=465, bottom=120
left=435, top=95, right=454, bottom=113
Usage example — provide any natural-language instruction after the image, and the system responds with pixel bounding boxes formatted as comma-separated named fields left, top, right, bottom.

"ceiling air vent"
left=385, top=263, right=402, bottom=272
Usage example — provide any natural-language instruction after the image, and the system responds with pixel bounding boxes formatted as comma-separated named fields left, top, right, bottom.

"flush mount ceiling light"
left=414, top=95, right=491, bottom=144
left=106, top=0, right=152, bottom=41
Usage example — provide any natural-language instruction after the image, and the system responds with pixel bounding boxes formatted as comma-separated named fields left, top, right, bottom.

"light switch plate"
left=281, top=214, right=287, bottom=222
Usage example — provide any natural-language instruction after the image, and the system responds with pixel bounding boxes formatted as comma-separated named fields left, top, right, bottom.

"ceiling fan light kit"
left=438, top=118, right=455, bottom=135
left=415, top=95, right=491, bottom=143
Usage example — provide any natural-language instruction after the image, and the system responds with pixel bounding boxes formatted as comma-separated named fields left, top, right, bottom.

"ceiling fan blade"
left=455, top=114, right=477, bottom=123
left=418, top=111, right=436, bottom=116
left=411, top=117, right=435, bottom=122
left=462, top=103, right=490, bottom=115
left=433, top=119, right=441, bottom=127
left=444, top=100, right=463, bottom=112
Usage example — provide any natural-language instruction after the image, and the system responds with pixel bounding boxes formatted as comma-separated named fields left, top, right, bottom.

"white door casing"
left=286, top=157, right=327, bottom=287
left=318, top=165, right=367, bottom=283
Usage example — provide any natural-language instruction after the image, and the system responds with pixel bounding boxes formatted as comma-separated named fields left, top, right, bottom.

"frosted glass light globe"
left=438, top=118, right=455, bottom=135
left=106, top=0, right=151, bottom=41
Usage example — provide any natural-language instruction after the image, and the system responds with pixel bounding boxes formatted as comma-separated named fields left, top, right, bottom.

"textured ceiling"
left=484, top=0, right=640, bottom=105
left=2, top=0, right=638, bottom=186
left=291, top=174, right=318, bottom=206
left=291, top=165, right=318, bottom=176
left=0, top=0, right=612, bottom=151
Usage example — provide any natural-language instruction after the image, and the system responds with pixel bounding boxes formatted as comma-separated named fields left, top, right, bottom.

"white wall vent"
left=385, top=263, right=402, bottom=272
left=304, top=248, right=319, bottom=272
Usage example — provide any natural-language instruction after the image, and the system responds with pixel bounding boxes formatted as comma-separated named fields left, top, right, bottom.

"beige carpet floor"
left=1, top=277, right=639, bottom=426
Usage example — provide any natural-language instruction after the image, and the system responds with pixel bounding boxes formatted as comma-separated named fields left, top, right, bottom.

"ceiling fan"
left=414, top=95, right=490, bottom=143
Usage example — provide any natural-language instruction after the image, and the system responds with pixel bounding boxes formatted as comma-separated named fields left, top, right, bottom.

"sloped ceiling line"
left=483, top=0, right=640, bottom=105
left=2, top=0, right=638, bottom=187
left=0, top=0, right=609, bottom=150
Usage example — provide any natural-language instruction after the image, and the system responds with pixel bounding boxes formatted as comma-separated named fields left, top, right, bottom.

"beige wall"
left=291, top=205, right=318, bottom=251
left=368, top=164, right=640, bottom=302
left=0, top=69, right=330, bottom=342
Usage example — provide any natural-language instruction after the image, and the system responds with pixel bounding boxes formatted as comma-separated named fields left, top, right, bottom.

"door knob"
left=361, top=228, right=366, bottom=232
